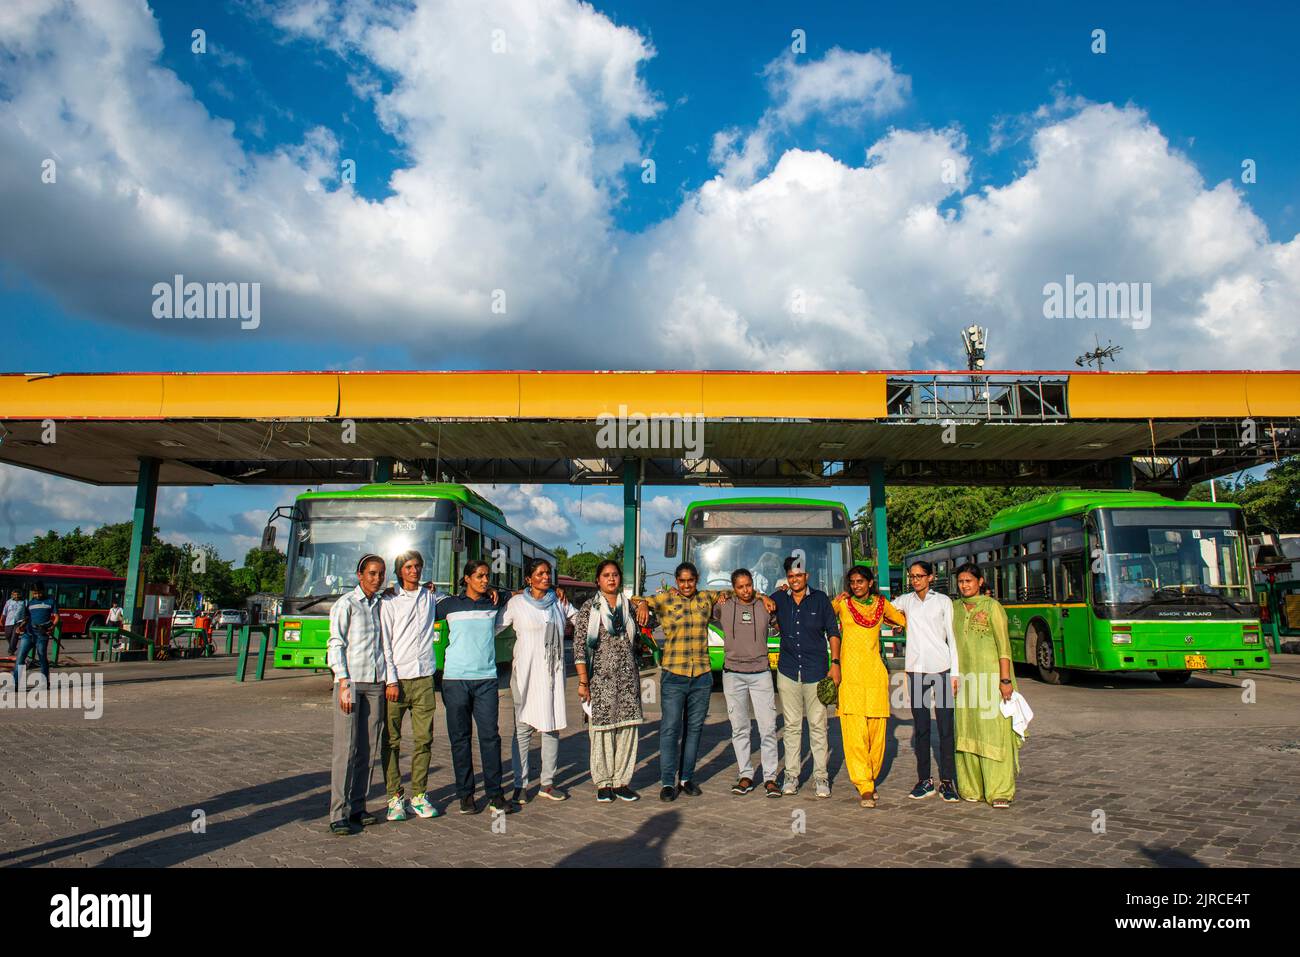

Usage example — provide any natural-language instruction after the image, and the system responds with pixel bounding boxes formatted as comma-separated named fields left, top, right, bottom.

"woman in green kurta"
left=952, top=563, right=1021, bottom=808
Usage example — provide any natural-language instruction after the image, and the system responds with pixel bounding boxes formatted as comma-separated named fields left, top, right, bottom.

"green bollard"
left=50, top=625, right=61, bottom=666
left=254, top=625, right=272, bottom=680
left=234, top=624, right=250, bottom=682
left=225, top=623, right=235, bottom=656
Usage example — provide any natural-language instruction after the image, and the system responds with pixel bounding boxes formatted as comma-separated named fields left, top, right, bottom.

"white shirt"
left=502, top=593, right=577, bottom=733
left=380, top=584, right=445, bottom=683
left=893, top=589, right=960, bottom=676
left=106, top=605, right=124, bottom=624
left=3, top=599, right=24, bottom=626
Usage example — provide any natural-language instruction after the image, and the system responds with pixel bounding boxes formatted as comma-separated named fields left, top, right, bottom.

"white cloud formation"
left=0, top=0, right=1295, bottom=384
left=469, top=483, right=571, bottom=540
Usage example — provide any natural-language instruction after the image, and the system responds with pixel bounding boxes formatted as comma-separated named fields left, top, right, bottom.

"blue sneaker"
left=908, top=779, right=936, bottom=800
left=939, top=779, right=961, bottom=803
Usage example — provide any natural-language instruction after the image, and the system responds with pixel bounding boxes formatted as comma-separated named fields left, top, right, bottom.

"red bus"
left=0, top=564, right=126, bottom=637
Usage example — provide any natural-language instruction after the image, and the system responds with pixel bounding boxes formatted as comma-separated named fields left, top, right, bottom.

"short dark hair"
left=461, top=559, right=491, bottom=583
left=730, top=568, right=753, bottom=587
left=955, top=562, right=984, bottom=581
left=783, top=555, right=807, bottom=574
left=675, top=562, right=698, bottom=580
left=32, top=582, right=46, bottom=595
left=908, top=560, right=933, bottom=576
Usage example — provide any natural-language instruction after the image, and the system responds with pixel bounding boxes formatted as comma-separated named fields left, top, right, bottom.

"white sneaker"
left=408, top=793, right=439, bottom=818
left=815, top=778, right=831, bottom=799
left=782, top=775, right=799, bottom=796
left=386, top=795, right=408, bottom=822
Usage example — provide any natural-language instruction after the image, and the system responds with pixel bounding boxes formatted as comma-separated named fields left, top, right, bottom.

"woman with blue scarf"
left=572, top=560, right=647, bottom=803
left=504, top=558, right=577, bottom=805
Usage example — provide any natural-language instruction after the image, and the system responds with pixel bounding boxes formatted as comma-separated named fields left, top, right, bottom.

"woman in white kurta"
left=505, top=558, right=576, bottom=804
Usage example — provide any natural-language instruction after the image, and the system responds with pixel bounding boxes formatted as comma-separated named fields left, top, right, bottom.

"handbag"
left=816, top=674, right=838, bottom=707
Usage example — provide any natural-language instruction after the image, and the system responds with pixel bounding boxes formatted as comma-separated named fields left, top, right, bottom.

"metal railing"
left=886, top=375, right=1069, bottom=422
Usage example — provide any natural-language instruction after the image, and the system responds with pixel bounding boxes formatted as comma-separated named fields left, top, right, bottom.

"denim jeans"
left=442, top=677, right=504, bottom=799
left=658, top=670, right=712, bottom=787
left=12, top=634, right=49, bottom=685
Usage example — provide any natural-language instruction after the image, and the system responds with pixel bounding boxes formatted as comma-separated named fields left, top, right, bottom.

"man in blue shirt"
left=770, top=556, right=841, bottom=798
left=436, top=559, right=514, bottom=817
left=13, top=583, right=59, bottom=687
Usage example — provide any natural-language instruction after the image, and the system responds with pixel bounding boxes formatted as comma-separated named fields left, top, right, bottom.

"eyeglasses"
left=907, top=573, right=929, bottom=580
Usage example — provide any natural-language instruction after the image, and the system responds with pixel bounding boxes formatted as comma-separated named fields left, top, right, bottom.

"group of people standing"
left=325, top=547, right=1026, bottom=835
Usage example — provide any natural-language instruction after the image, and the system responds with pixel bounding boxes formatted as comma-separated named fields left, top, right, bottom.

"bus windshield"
left=287, top=498, right=457, bottom=599
left=1093, top=508, right=1253, bottom=607
left=686, top=533, right=848, bottom=595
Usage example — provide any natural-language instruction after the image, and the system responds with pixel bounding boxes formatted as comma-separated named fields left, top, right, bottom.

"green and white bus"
left=267, top=483, right=556, bottom=672
left=663, top=497, right=859, bottom=672
left=904, top=490, right=1270, bottom=684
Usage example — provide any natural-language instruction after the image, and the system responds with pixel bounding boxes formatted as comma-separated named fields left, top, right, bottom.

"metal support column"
left=622, top=458, right=642, bottom=595
left=123, top=457, right=160, bottom=632
left=869, top=461, right=890, bottom=596
left=373, top=456, right=394, bottom=483
left=1111, top=457, right=1135, bottom=490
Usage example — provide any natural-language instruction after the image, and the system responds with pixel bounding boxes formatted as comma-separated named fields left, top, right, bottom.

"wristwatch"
left=999, top=678, right=1012, bottom=685
left=830, top=658, right=840, bottom=665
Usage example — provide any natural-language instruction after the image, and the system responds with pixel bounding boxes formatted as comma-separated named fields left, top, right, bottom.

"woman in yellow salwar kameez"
left=831, top=565, right=906, bottom=808
left=952, top=563, right=1021, bottom=808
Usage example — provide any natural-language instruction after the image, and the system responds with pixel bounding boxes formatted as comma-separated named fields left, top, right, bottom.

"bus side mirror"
left=451, top=526, right=466, bottom=553
left=664, top=531, right=678, bottom=558
left=260, top=524, right=277, bottom=552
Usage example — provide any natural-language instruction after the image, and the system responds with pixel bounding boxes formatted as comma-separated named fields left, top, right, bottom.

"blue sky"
left=0, top=0, right=1296, bottom=563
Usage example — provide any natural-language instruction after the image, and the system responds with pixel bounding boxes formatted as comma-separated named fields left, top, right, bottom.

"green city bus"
left=663, top=497, right=858, bottom=672
left=904, top=489, right=1270, bottom=684
left=268, top=483, right=556, bottom=672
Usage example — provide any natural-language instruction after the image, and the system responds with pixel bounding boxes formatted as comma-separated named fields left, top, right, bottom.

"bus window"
left=999, top=562, right=1018, bottom=602
left=58, top=583, right=87, bottom=609
left=1024, top=558, right=1048, bottom=601
left=1053, top=554, right=1085, bottom=603
left=87, top=585, right=114, bottom=609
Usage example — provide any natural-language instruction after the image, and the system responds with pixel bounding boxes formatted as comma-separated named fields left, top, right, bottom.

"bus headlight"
left=283, top=628, right=301, bottom=642
left=1242, top=629, right=1260, bottom=644
left=1111, top=633, right=1132, bottom=644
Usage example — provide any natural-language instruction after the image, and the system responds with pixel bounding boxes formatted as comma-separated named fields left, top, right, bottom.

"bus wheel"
left=1031, top=624, right=1072, bottom=685
left=1157, top=671, right=1193, bottom=685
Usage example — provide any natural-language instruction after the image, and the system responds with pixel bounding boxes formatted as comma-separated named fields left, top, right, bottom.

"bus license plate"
left=768, top=652, right=779, bottom=670
left=1184, top=654, right=1208, bottom=670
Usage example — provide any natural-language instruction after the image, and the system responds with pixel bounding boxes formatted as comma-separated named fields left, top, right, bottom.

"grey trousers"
left=776, top=671, right=829, bottom=784
left=330, top=681, right=386, bottom=824
left=589, top=725, right=639, bottom=789
left=722, top=671, right=780, bottom=782
left=511, top=718, right=560, bottom=790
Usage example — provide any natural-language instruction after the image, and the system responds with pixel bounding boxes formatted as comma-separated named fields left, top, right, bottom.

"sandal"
left=859, top=791, right=877, bottom=808
left=992, top=799, right=1011, bottom=809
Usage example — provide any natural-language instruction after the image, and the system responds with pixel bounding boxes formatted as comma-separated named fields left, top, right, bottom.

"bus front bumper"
left=274, top=646, right=330, bottom=669
left=1100, top=647, right=1271, bottom=672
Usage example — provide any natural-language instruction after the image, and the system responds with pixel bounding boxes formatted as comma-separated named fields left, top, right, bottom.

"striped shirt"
left=436, top=591, right=512, bottom=682
left=637, top=589, right=728, bottom=678
left=327, top=585, right=388, bottom=684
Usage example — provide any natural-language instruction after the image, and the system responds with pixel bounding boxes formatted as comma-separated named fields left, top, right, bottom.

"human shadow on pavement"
left=554, top=810, right=681, bottom=867
left=0, top=771, right=329, bottom=868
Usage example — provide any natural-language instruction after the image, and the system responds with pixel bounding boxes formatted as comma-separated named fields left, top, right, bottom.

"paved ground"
left=2, top=642, right=1299, bottom=867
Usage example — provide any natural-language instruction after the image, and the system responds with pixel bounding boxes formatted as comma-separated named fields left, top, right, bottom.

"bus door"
left=1049, top=518, right=1094, bottom=668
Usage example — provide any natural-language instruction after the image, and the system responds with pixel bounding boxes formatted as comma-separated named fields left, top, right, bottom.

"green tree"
left=1188, top=458, right=1300, bottom=533
left=855, top=486, right=1056, bottom=564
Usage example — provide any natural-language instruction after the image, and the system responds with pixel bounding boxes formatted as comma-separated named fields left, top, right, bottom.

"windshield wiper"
left=294, top=594, right=339, bottom=611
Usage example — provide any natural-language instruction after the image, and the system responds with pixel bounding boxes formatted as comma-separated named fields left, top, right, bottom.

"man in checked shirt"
left=634, top=562, right=776, bottom=802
